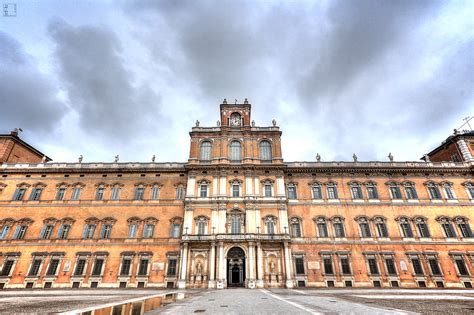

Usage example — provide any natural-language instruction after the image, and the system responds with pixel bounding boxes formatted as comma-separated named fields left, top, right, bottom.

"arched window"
left=455, top=217, right=473, bottom=238
left=437, top=216, right=456, bottom=238
left=176, top=185, right=185, bottom=199
left=289, top=217, right=302, bottom=237
left=229, top=141, right=242, bottom=161
left=311, top=183, right=323, bottom=199
left=365, top=182, right=378, bottom=200
left=170, top=217, right=183, bottom=238
left=287, top=184, right=297, bottom=199
left=414, top=217, right=430, bottom=237
left=331, top=216, right=346, bottom=237
left=264, top=216, right=277, bottom=234
left=356, top=216, right=372, bottom=238
left=403, top=182, right=418, bottom=200
left=195, top=216, right=208, bottom=235
left=227, top=209, right=244, bottom=234
left=397, top=216, right=414, bottom=238
left=127, top=217, right=141, bottom=238
left=314, top=217, right=328, bottom=237
left=349, top=182, right=363, bottom=200
left=463, top=182, right=474, bottom=200
left=426, top=182, right=442, bottom=200
left=143, top=217, right=158, bottom=238
left=441, top=182, right=456, bottom=200
left=373, top=216, right=388, bottom=237
left=200, top=141, right=212, bottom=161
left=259, top=141, right=272, bottom=161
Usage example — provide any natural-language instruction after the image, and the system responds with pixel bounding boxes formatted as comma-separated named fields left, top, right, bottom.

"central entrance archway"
left=227, top=247, right=245, bottom=287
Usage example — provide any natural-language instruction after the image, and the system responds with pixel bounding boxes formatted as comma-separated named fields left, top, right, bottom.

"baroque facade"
left=1, top=101, right=474, bottom=290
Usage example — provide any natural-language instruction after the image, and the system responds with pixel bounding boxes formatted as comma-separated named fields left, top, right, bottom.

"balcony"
left=181, top=233, right=291, bottom=242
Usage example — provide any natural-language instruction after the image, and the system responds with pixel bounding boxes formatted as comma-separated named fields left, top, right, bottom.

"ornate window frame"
left=289, top=216, right=303, bottom=238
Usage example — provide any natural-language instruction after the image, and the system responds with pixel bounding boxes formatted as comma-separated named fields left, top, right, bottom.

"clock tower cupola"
left=220, top=98, right=251, bottom=128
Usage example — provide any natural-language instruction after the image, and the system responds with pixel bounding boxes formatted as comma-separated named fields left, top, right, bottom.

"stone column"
left=283, top=241, right=294, bottom=288
left=247, top=242, right=256, bottom=288
left=208, top=242, right=216, bottom=288
left=177, top=243, right=188, bottom=289
left=256, top=242, right=264, bottom=288
left=217, top=242, right=225, bottom=289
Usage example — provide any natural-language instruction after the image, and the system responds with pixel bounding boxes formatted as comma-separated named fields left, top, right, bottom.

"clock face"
left=230, top=114, right=241, bottom=126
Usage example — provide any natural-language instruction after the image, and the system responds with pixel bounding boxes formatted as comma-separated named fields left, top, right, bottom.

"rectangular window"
left=266, top=222, right=275, bottom=235
left=151, top=187, right=159, bottom=200
left=71, top=187, right=81, bottom=200
left=74, top=259, right=86, bottom=275
left=405, top=186, right=418, bottom=199
left=120, top=258, right=132, bottom=276
left=29, top=188, right=42, bottom=201
left=287, top=186, right=297, bottom=199
left=412, top=258, right=424, bottom=275
left=56, top=188, right=66, bottom=201
left=128, top=224, right=138, bottom=238
left=323, top=257, right=333, bottom=275
left=13, top=225, right=28, bottom=239
left=232, top=184, right=240, bottom=197
left=111, top=187, right=121, bottom=200
left=327, top=185, right=338, bottom=199
left=13, top=188, right=26, bottom=201
left=0, top=225, right=10, bottom=239
left=455, top=258, right=469, bottom=276
left=390, top=186, right=402, bottom=199
left=291, top=223, right=302, bottom=237
left=1, top=260, right=15, bottom=276
left=468, top=187, right=474, bottom=199
left=417, top=223, right=430, bottom=237
left=200, top=184, right=208, bottom=198
left=138, top=259, right=149, bottom=275
left=46, top=259, right=60, bottom=276
left=428, top=258, right=441, bottom=276
left=385, top=258, right=397, bottom=275
left=368, top=258, right=379, bottom=275
left=96, top=187, right=105, bottom=200
left=167, top=259, right=177, bottom=276
left=295, top=257, right=305, bottom=275
left=143, top=224, right=154, bottom=238
left=92, top=258, right=104, bottom=276
left=366, top=186, right=378, bottom=199
left=401, top=223, right=413, bottom=238
left=312, top=186, right=322, bottom=199
left=29, top=258, right=42, bottom=276
left=57, top=224, right=70, bottom=239
left=134, top=187, right=145, bottom=200
left=40, top=225, right=54, bottom=239
left=340, top=257, right=351, bottom=275
left=264, top=184, right=272, bottom=197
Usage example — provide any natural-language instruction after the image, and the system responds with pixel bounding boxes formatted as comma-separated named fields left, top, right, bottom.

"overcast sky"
left=0, top=0, right=473, bottom=163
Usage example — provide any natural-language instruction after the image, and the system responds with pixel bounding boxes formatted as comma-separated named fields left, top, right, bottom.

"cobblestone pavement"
left=1, top=288, right=474, bottom=314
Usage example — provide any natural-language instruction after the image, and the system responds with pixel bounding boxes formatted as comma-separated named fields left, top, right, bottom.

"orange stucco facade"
left=0, top=101, right=474, bottom=290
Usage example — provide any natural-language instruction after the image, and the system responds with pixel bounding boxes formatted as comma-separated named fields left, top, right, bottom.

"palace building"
left=1, top=100, right=474, bottom=290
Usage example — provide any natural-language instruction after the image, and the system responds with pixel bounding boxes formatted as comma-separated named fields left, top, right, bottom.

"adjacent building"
left=1, top=100, right=473, bottom=289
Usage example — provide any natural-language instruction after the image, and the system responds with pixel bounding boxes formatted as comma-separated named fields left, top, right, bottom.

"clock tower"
left=220, top=98, right=251, bottom=128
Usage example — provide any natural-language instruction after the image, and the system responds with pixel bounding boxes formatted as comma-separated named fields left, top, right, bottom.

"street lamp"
left=256, top=226, right=260, bottom=234
left=284, top=226, right=288, bottom=234
left=185, top=226, right=189, bottom=235
left=212, top=226, right=216, bottom=234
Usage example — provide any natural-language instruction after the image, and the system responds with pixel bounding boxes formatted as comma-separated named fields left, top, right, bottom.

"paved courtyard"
left=0, top=288, right=474, bottom=314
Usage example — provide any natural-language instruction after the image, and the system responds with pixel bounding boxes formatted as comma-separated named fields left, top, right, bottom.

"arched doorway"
left=227, top=247, right=245, bottom=287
